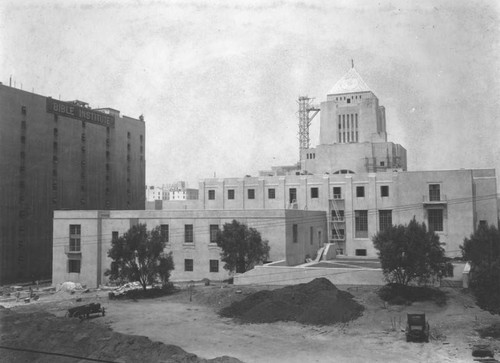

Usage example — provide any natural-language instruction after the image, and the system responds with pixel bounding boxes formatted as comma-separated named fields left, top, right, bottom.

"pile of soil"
left=0, top=306, right=240, bottom=363
left=219, top=278, right=364, bottom=325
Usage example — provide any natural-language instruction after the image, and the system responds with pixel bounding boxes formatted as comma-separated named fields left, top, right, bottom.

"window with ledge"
left=69, top=224, right=81, bottom=252
left=184, top=259, right=193, bottom=272
left=428, top=209, right=443, bottom=232
left=379, top=210, right=392, bottom=231
left=160, top=224, right=169, bottom=242
left=268, top=188, right=275, bottom=199
left=292, top=224, right=298, bottom=243
left=209, top=224, right=219, bottom=243
left=356, top=186, right=365, bottom=197
left=209, top=259, right=219, bottom=273
left=380, top=185, right=389, bottom=197
left=208, top=190, right=215, bottom=200
left=227, top=189, right=235, bottom=200
left=429, top=184, right=441, bottom=201
left=247, top=189, right=255, bottom=199
left=68, top=259, right=81, bottom=273
left=355, top=210, right=368, bottom=238
left=311, top=187, right=319, bottom=199
left=112, top=231, right=119, bottom=242
left=184, top=224, right=194, bottom=243
left=333, top=187, right=342, bottom=199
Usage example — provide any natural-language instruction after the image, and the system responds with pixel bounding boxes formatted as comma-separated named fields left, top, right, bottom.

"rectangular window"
left=355, top=210, right=368, bottom=238
left=380, top=185, right=389, bottom=197
left=356, top=186, right=365, bottom=198
left=208, top=190, right=215, bottom=200
left=333, top=187, right=342, bottom=199
left=355, top=249, right=367, bottom=256
left=227, top=189, right=235, bottom=200
left=293, top=224, right=298, bottom=243
left=160, top=224, right=169, bottom=242
left=209, top=259, right=219, bottom=273
left=379, top=210, right=392, bottom=231
left=184, top=224, right=194, bottom=243
left=268, top=188, right=276, bottom=199
left=311, top=187, right=319, bottom=198
left=289, top=188, right=297, bottom=203
left=248, top=189, right=255, bottom=199
left=310, top=226, right=313, bottom=245
left=69, top=224, right=81, bottom=252
left=429, top=184, right=441, bottom=201
left=112, top=231, right=119, bottom=241
left=428, top=209, right=443, bottom=232
left=209, top=224, right=219, bottom=243
left=184, top=259, right=193, bottom=272
left=68, top=259, right=81, bottom=273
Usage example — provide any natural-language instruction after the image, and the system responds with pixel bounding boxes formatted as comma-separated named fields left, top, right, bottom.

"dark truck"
left=406, top=313, right=430, bottom=342
left=67, top=303, right=105, bottom=320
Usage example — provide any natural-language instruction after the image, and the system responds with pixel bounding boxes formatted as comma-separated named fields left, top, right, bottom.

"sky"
left=1, top=0, right=499, bottom=188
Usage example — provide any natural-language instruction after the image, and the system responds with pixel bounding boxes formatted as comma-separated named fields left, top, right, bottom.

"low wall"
left=234, top=265, right=384, bottom=286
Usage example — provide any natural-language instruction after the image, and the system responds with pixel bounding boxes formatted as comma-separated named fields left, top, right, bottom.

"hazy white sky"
left=1, top=0, right=499, bottom=188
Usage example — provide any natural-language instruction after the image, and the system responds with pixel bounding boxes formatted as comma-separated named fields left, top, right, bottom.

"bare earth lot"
left=2, top=283, right=499, bottom=362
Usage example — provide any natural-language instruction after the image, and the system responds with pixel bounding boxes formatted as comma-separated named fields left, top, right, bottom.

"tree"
left=216, top=220, right=270, bottom=274
left=372, top=218, right=453, bottom=286
left=461, top=223, right=500, bottom=313
left=105, top=223, right=174, bottom=290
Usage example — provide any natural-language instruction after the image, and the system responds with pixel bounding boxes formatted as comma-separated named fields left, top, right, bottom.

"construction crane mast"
left=297, top=96, right=320, bottom=157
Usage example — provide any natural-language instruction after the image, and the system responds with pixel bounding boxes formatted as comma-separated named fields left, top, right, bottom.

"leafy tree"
left=105, top=223, right=174, bottom=290
left=461, top=223, right=500, bottom=313
left=372, top=217, right=453, bottom=285
left=216, top=220, right=270, bottom=273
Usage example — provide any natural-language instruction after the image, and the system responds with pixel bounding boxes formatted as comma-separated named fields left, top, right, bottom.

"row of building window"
left=346, top=208, right=443, bottom=238
left=335, top=95, right=362, bottom=102
left=184, top=259, right=219, bottom=272
left=111, top=224, right=221, bottom=245
left=207, top=185, right=393, bottom=201
left=67, top=258, right=220, bottom=274
left=207, top=185, right=441, bottom=204
left=306, top=153, right=316, bottom=159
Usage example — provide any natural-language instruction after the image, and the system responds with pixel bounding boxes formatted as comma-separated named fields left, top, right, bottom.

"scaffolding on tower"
left=297, top=96, right=320, bottom=159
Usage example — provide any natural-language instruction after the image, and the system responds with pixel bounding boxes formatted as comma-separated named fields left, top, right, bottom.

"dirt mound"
left=219, top=278, right=364, bottom=325
left=0, top=306, right=241, bottom=363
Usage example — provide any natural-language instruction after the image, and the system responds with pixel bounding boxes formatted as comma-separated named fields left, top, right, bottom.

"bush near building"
left=105, top=223, right=174, bottom=291
left=372, top=218, right=453, bottom=286
left=461, top=223, right=500, bottom=314
left=216, top=220, right=270, bottom=274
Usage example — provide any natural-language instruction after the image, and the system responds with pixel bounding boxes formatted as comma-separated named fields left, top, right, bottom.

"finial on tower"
left=351, top=59, right=354, bottom=68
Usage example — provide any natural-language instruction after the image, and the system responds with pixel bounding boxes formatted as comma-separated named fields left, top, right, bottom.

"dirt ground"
left=2, top=282, right=499, bottom=363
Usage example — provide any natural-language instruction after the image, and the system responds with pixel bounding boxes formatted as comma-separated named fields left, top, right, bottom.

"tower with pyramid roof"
left=300, top=67, right=407, bottom=174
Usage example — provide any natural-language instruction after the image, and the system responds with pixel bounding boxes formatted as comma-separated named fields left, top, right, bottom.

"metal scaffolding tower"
left=297, top=96, right=320, bottom=155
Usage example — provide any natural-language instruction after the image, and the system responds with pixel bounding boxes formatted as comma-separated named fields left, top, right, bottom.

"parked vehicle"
left=67, top=303, right=105, bottom=320
left=405, top=313, right=430, bottom=342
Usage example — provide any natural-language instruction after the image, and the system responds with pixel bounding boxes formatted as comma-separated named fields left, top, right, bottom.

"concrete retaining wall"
left=234, top=265, right=384, bottom=286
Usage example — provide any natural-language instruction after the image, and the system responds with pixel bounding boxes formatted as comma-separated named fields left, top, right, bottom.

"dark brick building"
left=0, top=84, right=145, bottom=284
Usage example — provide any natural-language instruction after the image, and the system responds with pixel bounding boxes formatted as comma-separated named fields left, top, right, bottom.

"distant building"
left=145, top=182, right=198, bottom=202
left=0, top=84, right=145, bottom=284
left=145, top=185, right=168, bottom=202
